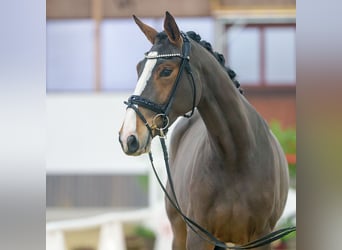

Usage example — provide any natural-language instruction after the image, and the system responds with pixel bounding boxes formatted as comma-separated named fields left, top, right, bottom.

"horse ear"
left=133, top=15, right=158, bottom=44
left=164, top=11, right=182, bottom=48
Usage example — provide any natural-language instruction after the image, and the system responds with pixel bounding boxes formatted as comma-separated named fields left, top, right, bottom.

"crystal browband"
left=144, top=52, right=189, bottom=60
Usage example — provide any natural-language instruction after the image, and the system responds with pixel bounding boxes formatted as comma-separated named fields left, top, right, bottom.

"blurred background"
left=46, top=0, right=296, bottom=250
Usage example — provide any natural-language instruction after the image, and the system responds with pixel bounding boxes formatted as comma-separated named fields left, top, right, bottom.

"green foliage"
left=277, top=214, right=296, bottom=242
left=269, top=120, right=296, bottom=179
left=137, top=174, right=149, bottom=192
left=134, top=225, right=155, bottom=239
left=269, top=120, right=296, bottom=154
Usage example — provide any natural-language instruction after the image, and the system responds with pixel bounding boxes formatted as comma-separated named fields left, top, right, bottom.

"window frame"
left=224, top=23, right=296, bottom=91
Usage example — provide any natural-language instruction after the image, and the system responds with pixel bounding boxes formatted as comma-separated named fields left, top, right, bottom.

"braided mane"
left=155, top=31, right=243, bottom=94
left=186, top=31, right=243, bottom=94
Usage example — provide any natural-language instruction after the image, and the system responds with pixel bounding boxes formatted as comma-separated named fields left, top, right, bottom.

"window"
left=265, top=27, right=296, bottom=84
left=47, top=20, right=95, bottom=91
left=226, top=24, right=295, bottom=87
left=46, top=17, right=214, bottom=92
left=227, top=26, right=260, bottom=85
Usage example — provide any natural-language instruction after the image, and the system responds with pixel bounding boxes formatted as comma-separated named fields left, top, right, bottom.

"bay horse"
left=119, top=12, right=289, bottom=250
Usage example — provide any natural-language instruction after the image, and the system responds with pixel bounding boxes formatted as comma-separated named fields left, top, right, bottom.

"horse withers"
left=119, top=12, right=289, bottom=250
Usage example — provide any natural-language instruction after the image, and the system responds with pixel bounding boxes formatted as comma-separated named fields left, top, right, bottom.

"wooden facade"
left=211, top=0, right=295, bottom=10
left=46, top=0, right=295, bottom=19
left=46, top=0, right=210, bottom=19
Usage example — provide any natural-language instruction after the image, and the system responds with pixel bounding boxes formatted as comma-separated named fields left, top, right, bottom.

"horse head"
left=119, top=11, right=201, bottom=155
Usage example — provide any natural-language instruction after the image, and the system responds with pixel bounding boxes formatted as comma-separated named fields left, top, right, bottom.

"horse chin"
left=137, top=144, right=151, bottom=156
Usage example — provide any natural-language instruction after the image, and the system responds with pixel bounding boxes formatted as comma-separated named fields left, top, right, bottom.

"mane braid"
left=186, top=31, right=244, bottom=95
left=155, top=31, right=243, bottom=94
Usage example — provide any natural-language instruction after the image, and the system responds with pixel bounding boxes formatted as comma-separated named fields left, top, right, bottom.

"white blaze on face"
left=133, top=51, right=158, bottom=95
left=120, top=51, right=158, bottom=151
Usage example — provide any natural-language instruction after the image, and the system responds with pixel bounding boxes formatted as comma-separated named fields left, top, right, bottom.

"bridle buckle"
left=151, top=113, right=169, bottom=138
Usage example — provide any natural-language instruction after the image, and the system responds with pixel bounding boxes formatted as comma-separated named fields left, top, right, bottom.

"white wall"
left=47, top=93, right=164, bottom=174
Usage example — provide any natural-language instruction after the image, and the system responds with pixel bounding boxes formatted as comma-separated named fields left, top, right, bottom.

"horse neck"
left=195, top=51, right=254, bottom=165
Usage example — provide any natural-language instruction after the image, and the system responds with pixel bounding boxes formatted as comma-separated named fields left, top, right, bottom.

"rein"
left=124, top=32, right=296, bottom=249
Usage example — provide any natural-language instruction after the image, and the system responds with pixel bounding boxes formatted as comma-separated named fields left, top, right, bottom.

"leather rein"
left=124, top=32, right=296, bottom=249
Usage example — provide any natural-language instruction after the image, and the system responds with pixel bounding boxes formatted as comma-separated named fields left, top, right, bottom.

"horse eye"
left=160, top=68, right=173, bottom=77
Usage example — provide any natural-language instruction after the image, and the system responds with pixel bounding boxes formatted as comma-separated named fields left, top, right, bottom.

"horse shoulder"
left=169, top=111, right=202, bottom=162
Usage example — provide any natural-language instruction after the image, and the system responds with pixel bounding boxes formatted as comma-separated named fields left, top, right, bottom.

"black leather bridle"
left=124, top=32, right=196, bottom=136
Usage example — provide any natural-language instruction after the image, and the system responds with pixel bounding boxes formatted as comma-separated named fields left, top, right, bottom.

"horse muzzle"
left=118, top=131, right=151, bottom=156
left=119, top=108, right=152, bottom=156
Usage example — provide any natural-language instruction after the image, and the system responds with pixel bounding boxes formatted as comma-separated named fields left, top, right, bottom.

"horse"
left=119, top=11, right=289, bottom=250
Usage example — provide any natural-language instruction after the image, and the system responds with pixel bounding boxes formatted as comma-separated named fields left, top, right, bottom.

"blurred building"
left=46, top=2, right=295, bottom=249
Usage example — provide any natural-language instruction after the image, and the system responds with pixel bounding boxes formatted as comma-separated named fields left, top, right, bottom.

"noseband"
left=124, top=32, right=196, bottom=136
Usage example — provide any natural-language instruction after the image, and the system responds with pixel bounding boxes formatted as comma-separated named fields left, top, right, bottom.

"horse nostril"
left=127, top=135, right=139, bottom=154
left=118, top=134, right=123, bottom=147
